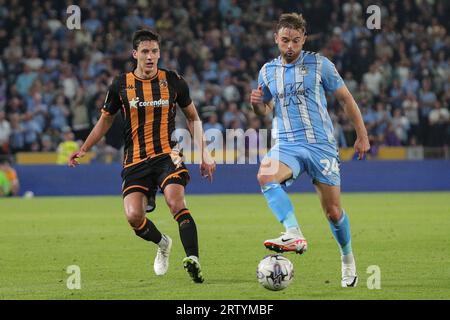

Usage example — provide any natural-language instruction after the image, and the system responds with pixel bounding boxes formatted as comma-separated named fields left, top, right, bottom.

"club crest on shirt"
left=299, top=64, right=308, bottom=75
left=159, top=79, right=168, bottom=88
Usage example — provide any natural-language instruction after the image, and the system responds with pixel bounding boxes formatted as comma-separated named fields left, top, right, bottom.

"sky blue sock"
left=329, top=209, right=352, bottom=255
left=262, top=183, right=299, bottom=229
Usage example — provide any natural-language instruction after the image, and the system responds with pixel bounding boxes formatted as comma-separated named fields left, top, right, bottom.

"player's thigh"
left=123, top=192, right=147, bottom=226
left=163, top=184, right=187, bottom=216
left=258, top=143, right=301, bottom=185
left=154, top=155, right=190, bottom=214
left=306, top=145, right=341, bottom=187
left=314, top=182, right=342, bottom=222
left=122, top=168, right=155, bottom=202
left=257, top=158, right=293, bottom=185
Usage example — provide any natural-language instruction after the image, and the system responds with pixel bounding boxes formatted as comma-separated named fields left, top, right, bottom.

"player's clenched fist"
left=250, top=86, right=264, bottom=107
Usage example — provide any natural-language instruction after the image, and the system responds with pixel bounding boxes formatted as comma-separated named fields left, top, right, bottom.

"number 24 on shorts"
left=320, top=158, right=340, bottom=176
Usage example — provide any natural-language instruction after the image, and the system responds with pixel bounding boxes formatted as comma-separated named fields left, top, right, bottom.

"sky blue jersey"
left=258, top=51, right=345, bottom=145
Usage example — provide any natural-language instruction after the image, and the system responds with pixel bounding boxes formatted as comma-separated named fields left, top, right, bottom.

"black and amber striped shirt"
left=102, top=69, right=192, bottom=168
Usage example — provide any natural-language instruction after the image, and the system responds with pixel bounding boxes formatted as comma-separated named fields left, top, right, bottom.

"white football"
left=256, top=254, right=294, bottom=291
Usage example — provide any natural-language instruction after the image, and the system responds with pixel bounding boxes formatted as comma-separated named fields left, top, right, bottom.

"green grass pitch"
left=0, top=192, right=449, bottom=300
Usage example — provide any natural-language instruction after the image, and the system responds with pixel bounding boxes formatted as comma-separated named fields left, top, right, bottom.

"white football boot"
left=154, top=234, right=172, bottom=275
left=341, top=257, right=358, bottom=287
left=264, top=232, right=308, bottom=254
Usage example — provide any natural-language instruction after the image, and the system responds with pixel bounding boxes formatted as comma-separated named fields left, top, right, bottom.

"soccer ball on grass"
left=256, top=254, right=294, bottom=291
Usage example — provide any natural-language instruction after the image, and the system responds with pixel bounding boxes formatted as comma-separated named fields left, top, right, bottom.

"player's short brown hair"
left=276, top=13, right=307, bottom=34
left=132, top=29, right=161, bottom=50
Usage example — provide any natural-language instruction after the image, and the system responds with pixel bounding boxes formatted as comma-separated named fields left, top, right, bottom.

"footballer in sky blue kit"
left=260, top=49, right=343, bottom=187
left=250, top=13, right=370, bottom=287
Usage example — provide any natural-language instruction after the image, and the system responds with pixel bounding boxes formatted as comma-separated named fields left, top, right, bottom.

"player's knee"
left=166, top=198, right=184, bottom=215
left=325, top=205, right=341, bottom=222
left=257, top=172, right=273, bottom=186
left=125, top=207, right=144, bottom=228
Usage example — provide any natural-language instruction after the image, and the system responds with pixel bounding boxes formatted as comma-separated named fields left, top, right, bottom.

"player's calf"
left=174, top=208, right=199, bottom=258
left=133, top=218, right=163, bottom=244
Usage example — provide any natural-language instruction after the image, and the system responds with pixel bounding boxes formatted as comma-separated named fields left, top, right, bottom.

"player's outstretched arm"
left=68, top=113, right=116, bottom=167
left=334, top=85, right=370, bottom=160
left=181, top=103, right=216, bottom=182
left=250, top=86, right=274, bottom=116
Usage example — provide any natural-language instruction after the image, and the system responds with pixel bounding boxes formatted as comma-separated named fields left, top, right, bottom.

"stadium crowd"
left=0, top=0, right=449, bottom=159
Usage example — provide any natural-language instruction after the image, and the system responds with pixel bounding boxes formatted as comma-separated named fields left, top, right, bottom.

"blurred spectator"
left=0, top=74, right=6, bottom=111
left=342, top=0, right=362, bottom=23
left=384, top=122, right=401, bottom=146
left=363, top=64, right=383, bottom=96
left=26, top=92, right=48, bottom=133
left=0, top=157, right=19, bottom=196
left=203, top=113, right=225, bottom=134
left=428, top=101, right=449, bottom=147
left=222, top=76, right=240, bottom=103
left=24, top=48, right=44, bottom=71
left=21, top=112, right=41, bottom=151
left=49, top=94, right=70, bottom=132
left=390, top=109, right=410, bottom=145
left=331, top=113, right=348, bottom=148
left=197, top=89, right=220, bottom=121
left=70, top=87, right=91, bottom=141
left=0, top=169, right=11, bottom=197
left=344, top=72, right=358, bottom=95
left=83, top=11, right=102, bottom=35
left=15, top=64, right=37, bottom=97
left=40, top=134, right=55, bottom=152
left=222, top=102, right=246, bottom=129
left=373, top=102, right=391, bottom=139
left=402, top=93, right=420, bottom=143
left=402, top=72, right=420, bottom=97
left=56, top=127, right=79, bottom=165
left=60, top=65, right=79, bottom=100
left=92, top=137, right=120, bottom=163
left=389, top=79, right=404, bottom=110
left=8, top=113, right=25, bottom=153
left=0, top=111, right=11, bottom=154
left=361, top=105, right=377, bottom=138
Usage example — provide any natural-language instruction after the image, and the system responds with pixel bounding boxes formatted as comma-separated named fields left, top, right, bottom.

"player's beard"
left=283, top=50, right=300, bottom=64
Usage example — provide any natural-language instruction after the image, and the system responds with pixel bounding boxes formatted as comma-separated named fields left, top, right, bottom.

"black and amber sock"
left=174, top=208, right=199, bottom=258
left=134, top=218, right=162, bottom=244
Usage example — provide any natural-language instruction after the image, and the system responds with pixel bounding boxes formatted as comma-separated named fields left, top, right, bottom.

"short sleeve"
left=167, top=70, right=192, bottom=108
left=176, top=77, right=192, bottom=108
left=173, top=75, right=192, bottom=108
left=258, top=64, right=273, bottom=103
left=321, top=57, right=345, bottom=94
left=102, top=77, right=122, bottom=115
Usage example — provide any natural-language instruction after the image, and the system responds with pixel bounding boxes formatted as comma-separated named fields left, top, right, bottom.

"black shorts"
left=121, top=154, right=190, bottom=198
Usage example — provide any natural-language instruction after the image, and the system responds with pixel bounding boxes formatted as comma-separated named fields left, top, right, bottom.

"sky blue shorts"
left=265, top=141, right=341, bottom=187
